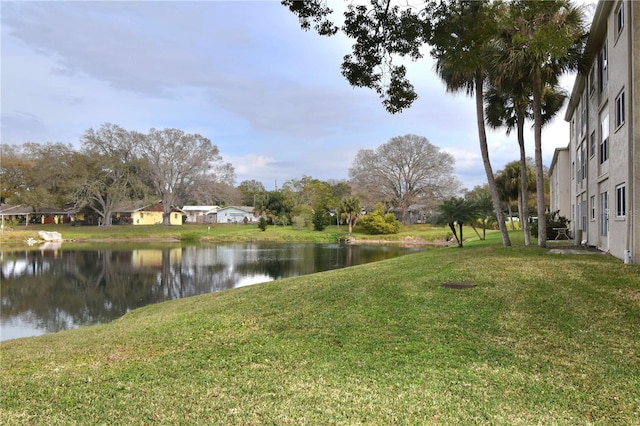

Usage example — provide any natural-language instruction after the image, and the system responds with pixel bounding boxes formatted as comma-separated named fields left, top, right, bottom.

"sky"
left=1, top=1, right=596, bottom=192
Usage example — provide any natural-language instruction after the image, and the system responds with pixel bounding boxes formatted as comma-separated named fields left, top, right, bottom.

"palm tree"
left=495, top=165, right=520, bottom=230
left=503, top=0, right=588, bottom=247
left=430, top=0, right=511, bottom=247
left=486, top=3, right=573, bottom=246
left=465, top=189, right=495, bottom=240
left=434, top=197, right=478, bottom=248
left=339, top=196, right=361, bottom=236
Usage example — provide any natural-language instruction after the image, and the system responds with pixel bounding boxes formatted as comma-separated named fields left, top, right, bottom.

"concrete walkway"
left=548, top=245, right=604, bottom=255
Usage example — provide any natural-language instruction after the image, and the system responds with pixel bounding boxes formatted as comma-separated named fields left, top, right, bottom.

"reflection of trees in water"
left=1, top=249, right=165, bottom=333
left=1, top=244, right=420, bottom=336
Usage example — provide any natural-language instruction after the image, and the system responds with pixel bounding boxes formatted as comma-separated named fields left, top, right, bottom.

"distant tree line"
left=1, top=123, right=235, bottom=226
left=1, top=128, right=462, bottom=229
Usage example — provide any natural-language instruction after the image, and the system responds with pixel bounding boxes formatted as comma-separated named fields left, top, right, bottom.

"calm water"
left=1, top=242, right=421, bottom=341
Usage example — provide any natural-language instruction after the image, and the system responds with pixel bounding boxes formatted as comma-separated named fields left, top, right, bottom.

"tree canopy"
left=1, top=124, right=237, bottom=226
left=349, top=134, right=459, bottom=223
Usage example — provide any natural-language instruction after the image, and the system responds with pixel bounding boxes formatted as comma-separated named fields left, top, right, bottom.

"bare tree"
left=139, top=128, right=230, bottom=225
left=78, top=123, right=148, bottom=225
left=349, top=134, right=460, bottom=223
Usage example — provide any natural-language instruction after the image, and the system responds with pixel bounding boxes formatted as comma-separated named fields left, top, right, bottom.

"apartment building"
left=557, top=0, right=638, bottom=264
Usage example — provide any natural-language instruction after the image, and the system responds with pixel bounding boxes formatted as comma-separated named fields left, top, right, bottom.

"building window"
left=616, top=3, right=624, bottom=36
left=589, top=67, right=596, bottom=94
left=580, top=92, right=587, bottom=136
left=599, top=191, right=609, bottom=236
left=599, top=42, right=608, bottom=92
left=570, top=119, right=574, bottom=139
left=581, top=200, right=587, bottom=232
left=576, top=201, right=581, bottom=231
left=589, top=131, right=596, bottom=158
left=590, top=195, right=596, bottom=221
left=579, top=142, right=586, bottom=182
left=576, top=144, right=585, bottom=184
left=616, top=184, right=626, bottom=218
left=615, top=90, right=625, bottom=128
left=600, top=113, right=609, bottom=164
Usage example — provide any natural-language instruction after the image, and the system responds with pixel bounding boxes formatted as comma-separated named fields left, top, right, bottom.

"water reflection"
left=1, top=243, right=421, bottom=340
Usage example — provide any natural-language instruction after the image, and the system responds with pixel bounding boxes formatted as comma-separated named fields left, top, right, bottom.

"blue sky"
left=1, top=1, right=594, bottom=191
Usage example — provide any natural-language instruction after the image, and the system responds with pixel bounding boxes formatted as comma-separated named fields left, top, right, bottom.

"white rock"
left=38, top=231, right=63, bottom=242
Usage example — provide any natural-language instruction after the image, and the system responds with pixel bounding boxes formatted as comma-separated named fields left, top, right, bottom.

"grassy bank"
left=1, top=233, right=639, bottom=424
left=0, top=222, right=451, bottom=245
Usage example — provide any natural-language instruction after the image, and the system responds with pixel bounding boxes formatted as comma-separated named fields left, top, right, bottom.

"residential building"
left=215, top=206, right=255, bottom=224
left=113, top=202, right=185, bottom=225
left=559, top=0, right=638, bottom=263
left=0, top=203, right=77, bottom=226
left=549, top=147, right=571, bottom=217
left=182, top=205, right=220, bottom=224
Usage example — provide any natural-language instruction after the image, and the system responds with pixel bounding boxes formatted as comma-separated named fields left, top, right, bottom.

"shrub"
left=531, top=210, right=570, bottom=240
left=358, top=209, right=401, bottom=235
left=258, top=217, right=268, bottom=231
left=291, top=205, right=313, bottom=227
left=292, top=215, right=306, bottom=230
left=312, top=209, right=328, bottom=231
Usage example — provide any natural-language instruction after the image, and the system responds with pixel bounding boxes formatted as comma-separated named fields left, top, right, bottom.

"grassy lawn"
left=1, top=231, right=639, bottom=424
left=0, top=222, right=451, bottom=245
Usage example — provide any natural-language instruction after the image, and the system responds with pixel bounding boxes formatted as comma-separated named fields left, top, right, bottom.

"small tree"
left=312, top=209, right=328, bottom=231
left=339, top=196, right=361, bottom=236
left=465, top=187, right=496, bottom=240
left=258, top=217, right=268, bottom=232
left=433, top=197, right=478, bottom=247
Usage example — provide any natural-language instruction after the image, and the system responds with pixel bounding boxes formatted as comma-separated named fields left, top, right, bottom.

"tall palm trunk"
left=532, top=70, right=546, bottom=247
left=516, top=107, right=531, bottom=245
left=475, top=71, right=511, bottom=247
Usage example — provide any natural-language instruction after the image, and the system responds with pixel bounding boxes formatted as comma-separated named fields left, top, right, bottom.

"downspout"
left=625, top=0, right=635, bottom=264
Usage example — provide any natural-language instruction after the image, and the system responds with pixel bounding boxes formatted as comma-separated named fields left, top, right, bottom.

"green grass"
left=0, top=222, right=451, bottom=245
left=1, top=232, right=639, bottom=424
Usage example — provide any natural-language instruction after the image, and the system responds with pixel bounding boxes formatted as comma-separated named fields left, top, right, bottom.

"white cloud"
left=1, top=0, right=576, bottom=192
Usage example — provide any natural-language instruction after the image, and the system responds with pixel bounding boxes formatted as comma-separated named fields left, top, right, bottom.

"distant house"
left=182, top=205, right=220, bottom=224
left=215, top=206, right=255, bottom=224
left=0, top=204, right=77, bottom=226
left=0, top=204, right=34, bottom=227
left=37, top=206, right=75, bottom=224
left=113, top=202, right=185, bottom=225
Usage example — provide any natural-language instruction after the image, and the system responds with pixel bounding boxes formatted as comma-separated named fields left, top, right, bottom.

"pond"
left=1, top=242, right=422, bottom=341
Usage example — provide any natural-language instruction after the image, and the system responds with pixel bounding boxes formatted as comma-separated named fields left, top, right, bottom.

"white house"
left=182, top=206, right=219, bottom=224
left=556, top=0, right=639, bottom=264
left=215, top=206, right=255, bottom=224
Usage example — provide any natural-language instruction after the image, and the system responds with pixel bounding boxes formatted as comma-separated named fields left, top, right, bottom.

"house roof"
left=217, top=206, right=254, bottom=214
left=0, top=204, right=75, bottom=215
left=38, top=207, right=73, bottom=214
left=0, top=204, right=33, bottom=215
left=112, top=200, right=151, bottom=213
left=182, top=205, right=219, bottom=212
left=112, top=201, right=184, bottom=214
